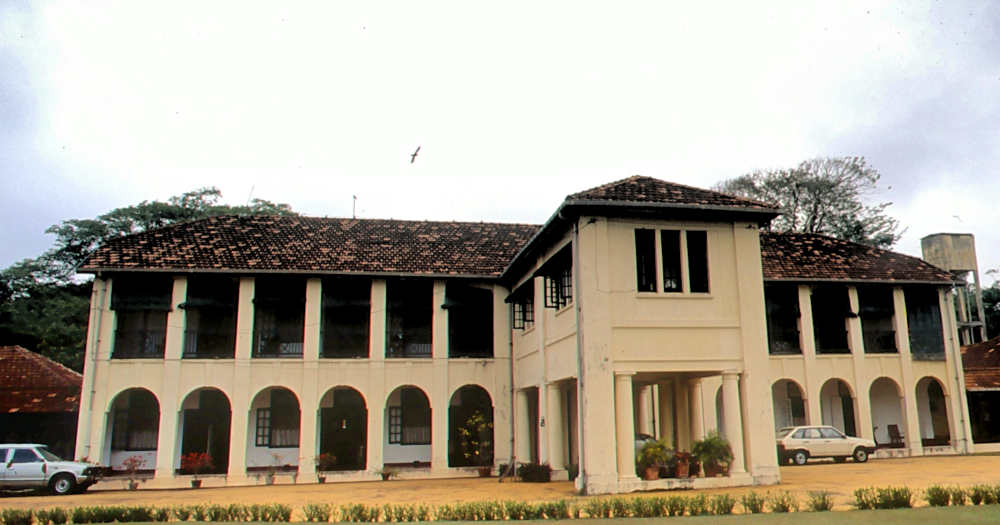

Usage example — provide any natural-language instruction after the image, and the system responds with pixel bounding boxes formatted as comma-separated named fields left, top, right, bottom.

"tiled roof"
left=761, top=232, right=954, bottom=283
left=567, top=175, right=780, bottom=211
left=962, top=336, right=1000, bottom=370
left=80, top=216, right=542, bottom=277
left=0, top=346, right=83, bottom=413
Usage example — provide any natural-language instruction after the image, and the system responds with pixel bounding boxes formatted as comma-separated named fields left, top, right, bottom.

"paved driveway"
left=3, top=454, right=1000, bottom=511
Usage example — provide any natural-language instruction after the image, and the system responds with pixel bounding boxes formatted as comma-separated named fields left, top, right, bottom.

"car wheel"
left=50, top=474, right=77, bottom=495
left=792, top=450, right=809, bottom=466
left=834, top=456, right=847, bottom=463
left=853, top=448, right=869, bottom=463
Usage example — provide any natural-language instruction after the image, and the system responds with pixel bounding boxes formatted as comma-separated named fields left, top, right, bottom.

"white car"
left=776, top=426, right=876, bottom=465
left=1, top=444, right=103, bottom=495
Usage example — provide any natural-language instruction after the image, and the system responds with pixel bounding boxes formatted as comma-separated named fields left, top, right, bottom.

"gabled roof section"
left=962, top=336, right=1000, bottom=390
left=0, top=346, right=82, bottom=413
left=761, top=231, right=955, bottom=283
left=79, top=216, right=541, bottom=277
left=567, top=175, right=780, bottom=211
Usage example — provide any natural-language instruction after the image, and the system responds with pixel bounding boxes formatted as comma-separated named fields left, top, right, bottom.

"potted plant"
left=635, top=439, right=670, bottom=480
left=313, top=453, right=336, bottom=483
left=180, top=452, right=214, bottom=488
left=458, top=412, right=494, bottom=477
left=372, top=466, right=401, bottom=481
left=692, top=430, right=734, bottom=477
left=668, top=451, right=691, bottom=478
left=120, top=455, right=145, bottom=490
left=265, top=452, right=285, bottom=485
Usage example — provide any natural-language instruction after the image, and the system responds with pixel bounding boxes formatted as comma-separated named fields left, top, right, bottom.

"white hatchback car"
left=776, top=426, right=876, bottom=465
left=1, top=444, right=103, bottom=495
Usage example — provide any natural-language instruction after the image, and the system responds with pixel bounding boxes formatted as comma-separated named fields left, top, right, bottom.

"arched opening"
left=448, top=385, right=494, bottom=467
left=868, top=378, right=905, bottom=448
left=819, top=379, right=857, bottom=437
left=917, top=377, right=951, bottom=447
left=772, top=380, right=807, bottom=430
left=247, top=387, right=301, bottom=472
left=106, top=388, right=159, bottom=472
left=318, top=387, right=368, bottom=471
left=385, top=385, right=431, bottom=467
left=178, top=388, right=231, bottom=474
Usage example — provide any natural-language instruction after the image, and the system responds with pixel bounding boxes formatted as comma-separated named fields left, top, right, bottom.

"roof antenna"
left=353, top=195, right=357, bottom=219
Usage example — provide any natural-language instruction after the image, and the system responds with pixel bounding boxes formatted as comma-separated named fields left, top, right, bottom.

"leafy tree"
left=0, top=187, right=297, bottom=370
left=982, top=284, right=1000, bottom=340
left=714, top=157, right=904, bottom=249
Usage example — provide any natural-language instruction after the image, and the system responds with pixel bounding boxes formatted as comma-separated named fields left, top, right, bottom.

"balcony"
left=863, top=329, right=897, bottom=354
left=183, top=329, right=236, bottom=359
left=386, top=339, right=432, bottom=358
left=113, top=329, right=166, bottom=359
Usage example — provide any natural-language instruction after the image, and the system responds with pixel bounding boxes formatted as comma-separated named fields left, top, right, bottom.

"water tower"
left=920, top=233, right=986, bottom=344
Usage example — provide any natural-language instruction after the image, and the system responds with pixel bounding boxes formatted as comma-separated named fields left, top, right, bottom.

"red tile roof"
left=80, top=216, right=542, bottom=277
left=962, top=337, right=1000, bottom=390
left=0, top=346, right=83, bottom=413
left=567, top=175, right=780, bottom=211
left=761, top=231, right=954, bottom=283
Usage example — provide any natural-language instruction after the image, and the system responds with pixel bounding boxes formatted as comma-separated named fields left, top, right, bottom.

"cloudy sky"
left=2, top=1, right=998, bottom=281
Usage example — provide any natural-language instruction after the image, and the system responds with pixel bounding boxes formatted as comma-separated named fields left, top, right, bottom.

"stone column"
left=614, top=372, right=638, bottom=480
left=657, top=381, right=674, bottom=449
left=722, top=372, right=747, bottom=475
left=893, top=287, right=924, bottom=456
left=689, top=379, right=705, bottom=443
left=636, top=385, right=652, bottom=436
left=299, top=278, right=322, bottom=476
left=154, top=277, right=187, bottom=481
left=431, top=281, right=449, bottom=471
left=847, top=286, right=874, bottom=441
left=515, top=389, right=531, bottom=462
left=799, top=285, right=822, bottom=426
left=675, top=382, right=690, bottom=451
left=228, top=277, right=255, bottom=482
left=546, top=382, right=565, bottom=470
left=366, top=280, right=387, bottom=471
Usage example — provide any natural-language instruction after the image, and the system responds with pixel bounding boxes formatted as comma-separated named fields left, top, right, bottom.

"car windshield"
left=36, top=448, right=63, bottom=462
left=776, top=428, right=794, bottom=438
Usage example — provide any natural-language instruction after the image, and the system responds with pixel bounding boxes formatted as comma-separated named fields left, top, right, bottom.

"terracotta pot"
left=641, top=467, right=659, bottom=481
left=477, top=467, right=492, bottom=478
left=703, top=464, right=725, bottom=478
left=381, top=473, right=391, bottom=481
left=191, top=479, right=202, bottom=489
left=265, top=474, right=276, bottom=485
left=675, top=463, right=690, bottom=478
left=317, top=476, right=326, bottom=484
left=128, top=481, right=139, bottom=491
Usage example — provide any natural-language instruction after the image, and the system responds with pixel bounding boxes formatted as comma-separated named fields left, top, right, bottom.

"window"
left=253, top=277, right=306, bottom=358
left=182, top=277, right=238, bottom=359
left=111, top=276, right=172, bottom=359
left=388, top=407, right=402, bottom=444
left=765, top=284, right=801, bottom=355
left=803, top=428, right=821, bottom=439
left=321, top=278, right=371, bottom=359
left=633, top=229, right=710, bottom=294
left=906, top=288, right=946, bottom=360
left=386, top=280, right=433, bottom=358
left=811, top=286, right=852, bottom=354
left=255, top=409, right=272, bottom=447
left=820, top=428, right=845, bottom=439
left=544, top=265, right=572, bottom=309
left=792, top=429, right=805, bottom=439
left=0, top=448, right=8, bottom=463
left=513, top=296, right=534, bottom=330
left=268, top=390, right=301, bottom=448
left=10, top=449, right=42, bottom=464
left=858, top=286, right=897, bottom=354
left=446, top=284, right=494, bottom=358
left=635, top=229, right=656, bottom=293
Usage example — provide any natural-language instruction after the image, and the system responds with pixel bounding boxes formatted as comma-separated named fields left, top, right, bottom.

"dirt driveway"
left=4, top=455, right=1000, bottom=511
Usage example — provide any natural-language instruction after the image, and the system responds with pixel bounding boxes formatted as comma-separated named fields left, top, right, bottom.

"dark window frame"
left=635, top=229, right=657, bottom=293
left=388, top=407, right=402, bottom=444
left=255, top=408, right=272, bottom=447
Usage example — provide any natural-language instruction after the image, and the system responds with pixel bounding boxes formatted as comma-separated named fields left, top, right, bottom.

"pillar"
left=893, top=287, right=924, bottom=456
left=657, top=381, right=674, bottom=449
left=636, top=385, right=652, bottom=436
left=798, top=285, right=823, bottom=427
left=722, top=372, right=746, bottom=475
left=675, top=381, right=690, bottom=451
left=515, top=389, right=531, bottom=462
left=689, top=379, right=705, bottom=443
left=366, top=280, right=386, bottom=471
left=431, top=281, right=449, bottom=470
left=228, top=277, right=255, bottom=480
left=546, top=382, right=565, bottom=470
left=847, top=286, right=874, bottom=441
left=154, top=276, right=187, bottom=481
left=299, top=278, right=322, bottom=476
left=614, top=371, right=638, bottom=480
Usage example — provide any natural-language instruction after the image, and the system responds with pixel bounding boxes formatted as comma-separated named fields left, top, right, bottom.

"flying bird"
left=954, top=215, right=963, bottom=222
left=410, top=146, right=421, bottom=164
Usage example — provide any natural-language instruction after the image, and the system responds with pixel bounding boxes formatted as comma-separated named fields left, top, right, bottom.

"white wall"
left=869, top=379, right=905, bottom=445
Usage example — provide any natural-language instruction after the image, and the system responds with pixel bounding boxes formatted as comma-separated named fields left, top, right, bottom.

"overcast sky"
left=2, top=1, right=998, bottom=282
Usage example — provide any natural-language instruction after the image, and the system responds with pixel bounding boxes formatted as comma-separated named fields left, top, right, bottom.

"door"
left=6, top=448, right=47, bottom=488
left=320, top=404, right=368, bottom=470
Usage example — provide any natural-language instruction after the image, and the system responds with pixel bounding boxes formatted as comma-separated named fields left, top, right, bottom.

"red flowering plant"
left=120, top=455, right=146, bottom=483
left=180, top=452, right=214, bottom=480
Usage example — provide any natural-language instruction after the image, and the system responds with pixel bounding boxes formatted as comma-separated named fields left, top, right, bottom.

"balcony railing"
left=386, top=341, right=432, bottom=358
left=113, top=330, right=166, bottom=359
left=768, top=325, right=801, bottom=355
left=254, top=340, right=304, bottom=358
left=816, top=330, right=850, bottom=354
left=184, top=329, right=236, bottom=359
left=863, top=329, right=897, bottom=354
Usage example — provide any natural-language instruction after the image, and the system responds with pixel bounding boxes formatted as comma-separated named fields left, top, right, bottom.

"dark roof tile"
left=567, top=175, right=779, bottom=210
left=0, top=346, right=82, bottom=413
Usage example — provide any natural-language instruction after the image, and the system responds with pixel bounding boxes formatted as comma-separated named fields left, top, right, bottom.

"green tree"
left=0, top=187, right=297, bottom=370
left=713, top=157, right=904, bottom=249
left=982, top=284, right=1000, bottom=340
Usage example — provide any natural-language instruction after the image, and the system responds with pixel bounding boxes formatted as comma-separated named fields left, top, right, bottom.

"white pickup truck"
left=1, top=444, right=103, bottom=495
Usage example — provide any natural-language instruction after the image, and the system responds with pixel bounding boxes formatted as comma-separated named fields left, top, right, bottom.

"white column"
left=430, top=281, right=449, bottom=471
left=722, top=372, right=746, bottom=475
left=636, top=385, right=652, bottom=436
left=689, top=379, right=705, bottom=443
left=614, top=372, right=638, bottom=480
left=847, top=286, right=874, bottom=441
left=299, top=278, right=322, bottom=476
left=799, top=285, right=823, bottom=427
left=515, top=389, right=531, bottom=462
left=893, top=287, right=924, bottom=456
left=546, top=382, right=565, bottom=470
left=366, top=280, right=386, bottom=471
left=228, top=277, right=254, bottom=481
left=675, top=381, right=690, bottom=451
left=657, top=381, right=674, bottom=449
left=154, top=276, right=187, bottom=482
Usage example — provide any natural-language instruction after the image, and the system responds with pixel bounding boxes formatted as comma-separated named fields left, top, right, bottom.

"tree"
left=0, top=187, right=297, bottom=370
left=713, top=157, right=904, bottom=249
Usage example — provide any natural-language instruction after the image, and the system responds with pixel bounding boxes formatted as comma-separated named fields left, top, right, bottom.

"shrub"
left=990, top=484, right=1000, bottom=505
left=538, top=501, right=570, bottom=520
left=152, top=508, right=171, bottom=523
left=875, top=486, right=915, bottom=509
left=687, top=494, right=709, bottom=516
left=853, top=487, right=876, bottom=510
left=805, top=490, right=836, bottom=511
left=581, top=499, right=611, bottom=519
left=71, top=507, right=90, bottom=524
left=339, top=504, right=378, bottom=523
left=272, top=504, right=293, bottom=522
left=609, top=498, right=630, bottom=518
left=711, top=494, right=736, bottom=515
left=302, top=503, right=332, bottom=522
left=768, top=491, right=799, bottom=513
left=516, top=463, right=552, bottom=483
left=2, top=509, right=34, bottom=525
left=48, top=509, right=69, bottom=525
left=740, top=490, right=766, bottom=514
left=970, top=484, right=989, bottom=505
left=171, top=506, right=193, bottom=522
left=950, top=486, right=967, bottom=506
left=925, top=485, right=950, bottom=507
left=665, top=496, right=686, bottom=517
left=125, top=506, right=153, bottom=522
